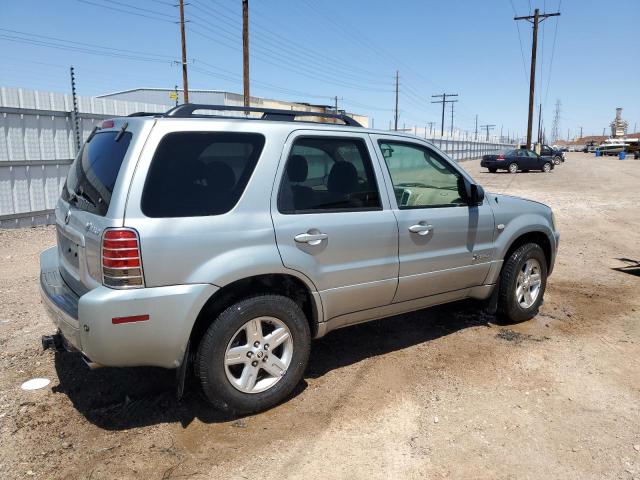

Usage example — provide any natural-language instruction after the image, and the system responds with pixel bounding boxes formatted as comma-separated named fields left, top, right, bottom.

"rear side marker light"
left=102, top=228, right=144, bottom=289
left=112, top=314, right=150, bottom=325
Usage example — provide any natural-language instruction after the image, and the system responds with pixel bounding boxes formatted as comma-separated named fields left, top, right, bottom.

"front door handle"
left=294, top=232, right=328, bottom=245
left=408, top=223, right=433, bottom=235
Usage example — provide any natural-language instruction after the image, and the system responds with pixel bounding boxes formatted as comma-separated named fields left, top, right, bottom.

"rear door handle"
left=408, top=224, right=433, bottom=235
left=294, top=232, right=328, bottom=245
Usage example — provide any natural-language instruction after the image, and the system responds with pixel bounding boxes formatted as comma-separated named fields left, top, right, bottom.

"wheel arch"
left=502, top=230, right=553, bottom=272
left=189, top=273, right=321, bottom=351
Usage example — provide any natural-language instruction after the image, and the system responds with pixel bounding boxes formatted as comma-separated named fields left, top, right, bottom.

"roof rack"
left=161, top=103, right=363, bottom=127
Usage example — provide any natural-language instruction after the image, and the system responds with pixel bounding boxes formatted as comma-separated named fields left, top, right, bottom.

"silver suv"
left=40, top=105, right=559, bottom=413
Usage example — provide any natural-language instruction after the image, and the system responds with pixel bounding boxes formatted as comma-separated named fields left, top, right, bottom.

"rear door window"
left=62, top=131, right=132, bottom=216
left=278, top=137, right=381, bottom=213
left=141, top=132, right=265, bottom=218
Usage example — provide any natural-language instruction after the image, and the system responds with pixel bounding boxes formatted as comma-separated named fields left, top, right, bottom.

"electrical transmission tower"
left=551, top=100, right=561, bottom=143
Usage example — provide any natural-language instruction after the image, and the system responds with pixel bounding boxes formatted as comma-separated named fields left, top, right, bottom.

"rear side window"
left=278, top=137, right=381, bottom=213
left=62, top=131, right=133, bottom=216
left=142, top=132, right=265, bottom=218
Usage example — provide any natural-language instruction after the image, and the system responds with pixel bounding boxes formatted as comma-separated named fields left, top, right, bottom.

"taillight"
left=101, top=228, right=144, bottom=289
left=496, top=154, right=505, bottom=160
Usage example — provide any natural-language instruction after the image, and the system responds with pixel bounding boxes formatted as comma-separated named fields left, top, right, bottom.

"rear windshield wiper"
left=74, top=188, right=98, bottom=208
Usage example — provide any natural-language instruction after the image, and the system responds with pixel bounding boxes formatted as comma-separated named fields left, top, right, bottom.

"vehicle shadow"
left=53, top=299, right=492, bottom=430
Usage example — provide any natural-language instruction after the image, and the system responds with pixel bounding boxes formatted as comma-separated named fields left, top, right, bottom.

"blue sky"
left=1, top=0, right=638, bottom=139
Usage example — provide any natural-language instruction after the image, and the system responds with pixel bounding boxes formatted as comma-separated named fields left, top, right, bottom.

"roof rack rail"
left=162, top=103, right=363, bottom=127
left=127, top=112, right=159, bottom=117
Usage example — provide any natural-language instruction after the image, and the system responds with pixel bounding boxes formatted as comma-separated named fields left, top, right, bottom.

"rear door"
left=271, top=131, right=398, bottom=320
left=371, top=135, right=495, bottom=303
left=516, top=149, right=530, bottom=168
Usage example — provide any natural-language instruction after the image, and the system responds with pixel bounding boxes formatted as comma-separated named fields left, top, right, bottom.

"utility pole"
left=178, top=0, right=189, bottom=103
left=69, top=66, right=81, bottom=154
left=579, top=126, right=583, bottom=139
left=480, top=124, right=495, bottom=141
left=394, top=71, right=399, bottom=131
left=431, top=93, right=458, bottom=137
left=474, top=114, right=478, bottom=141
left=536, top=103, right=543, bottom=145
left=174, top=85, right=179, bottom=106
left=242, top=0, right=250, bottom=109
left=500, top=125, right=503, bottom=142
left=450, top=102, right=455, bottom=136
left=334, top=95, right=338, bottom=113
left=427, top=121, right=435, bottom=136
left=514, top=8, right=561, bottom=149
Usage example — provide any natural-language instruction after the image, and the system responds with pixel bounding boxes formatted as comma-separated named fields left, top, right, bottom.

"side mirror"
left=459, top=177, right=485, bottom=205
left=471, top=184, right=485, bottom=204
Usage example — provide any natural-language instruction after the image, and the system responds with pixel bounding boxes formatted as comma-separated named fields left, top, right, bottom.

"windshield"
left=61, top=131, right=132, bottom=216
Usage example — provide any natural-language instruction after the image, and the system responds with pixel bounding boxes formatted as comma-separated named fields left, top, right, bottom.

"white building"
left=97, top=88, right=369, bottom=127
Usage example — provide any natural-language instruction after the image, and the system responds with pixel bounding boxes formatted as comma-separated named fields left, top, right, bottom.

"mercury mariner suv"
left=40, top=104, right=559, bottom=414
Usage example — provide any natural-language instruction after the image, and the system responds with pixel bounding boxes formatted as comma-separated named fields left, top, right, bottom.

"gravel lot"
left=0, top=152, right=639, bottom=479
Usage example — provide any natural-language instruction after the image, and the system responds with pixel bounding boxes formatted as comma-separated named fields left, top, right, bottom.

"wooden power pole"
left=242, top=0, right=250, bottom=109
left=514, top=8, right=560, bottom=149
left=431, top=93, right=458, bottom=137
left=178, top=0, right=189, bottom=103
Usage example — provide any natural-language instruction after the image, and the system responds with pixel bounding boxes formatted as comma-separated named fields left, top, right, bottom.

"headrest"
left=287, top=155, right=308, bottom=183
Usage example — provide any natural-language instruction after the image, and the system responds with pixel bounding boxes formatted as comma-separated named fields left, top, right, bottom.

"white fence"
left=0, top=87, right=171, bottom=228
left=0, top=87, right=512, bottom=228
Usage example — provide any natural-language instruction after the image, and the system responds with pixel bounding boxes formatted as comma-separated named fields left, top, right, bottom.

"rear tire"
left=196, top=295, right=311, bottom=414
left=508, top=163, right=518, bottom=174
left=497, top=243, right=547, bottom=323
left=553, top=156, right=562, bottom=165
left=488, top=168, right=497, bottom=173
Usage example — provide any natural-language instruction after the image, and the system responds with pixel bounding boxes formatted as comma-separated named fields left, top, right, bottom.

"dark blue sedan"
left=481, top=149, right=555, bottom=173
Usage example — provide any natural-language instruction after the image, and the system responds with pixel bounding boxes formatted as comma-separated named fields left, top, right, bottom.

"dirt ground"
left=0, top=152, right=639, bottom=479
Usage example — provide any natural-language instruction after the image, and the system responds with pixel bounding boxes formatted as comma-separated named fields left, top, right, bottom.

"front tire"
left=196, top=295, right=311, bottom=414
left=542, top=162, right=552, bottom=172
left=497, top=243, right=547, bottom=323
left=553, top=156, right=562, bottom=165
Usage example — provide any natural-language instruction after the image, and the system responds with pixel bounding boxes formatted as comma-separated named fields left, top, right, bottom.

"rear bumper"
left=40, top=246, right=218, bottom=369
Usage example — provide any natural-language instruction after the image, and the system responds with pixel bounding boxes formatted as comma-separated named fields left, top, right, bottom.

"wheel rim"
left=224, top=316, right=294, bottom=394
left=543, top=163, right=551, bottom=172
left=515, top=259, right=542, bottom=309
left=509, top=163, right=517, bottom=173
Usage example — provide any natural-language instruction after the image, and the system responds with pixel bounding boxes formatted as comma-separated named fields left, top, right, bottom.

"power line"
left=544, top=0, right=562, bottom=105
left=509, top=0, right=529, bottom=85
left=76, top=0, right=174, bottom=23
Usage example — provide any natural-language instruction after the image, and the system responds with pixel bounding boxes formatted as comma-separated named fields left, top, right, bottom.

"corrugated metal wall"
left=1, top=87, right=513, bottom=229
left=0, top=87, right=171, bottom=228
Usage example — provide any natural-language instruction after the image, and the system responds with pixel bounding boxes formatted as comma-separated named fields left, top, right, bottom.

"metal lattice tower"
left=551, top=99, right=561, bottom=143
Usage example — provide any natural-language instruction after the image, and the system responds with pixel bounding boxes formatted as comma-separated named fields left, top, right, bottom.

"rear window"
left=62, top=131, right=133, bottom=216
left=141, top=132, right=265, bottom=218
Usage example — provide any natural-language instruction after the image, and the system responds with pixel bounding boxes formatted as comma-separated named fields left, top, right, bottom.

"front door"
left=372, top=136, right=495, bottom=303
left=271, top=131, right=399, bottom=320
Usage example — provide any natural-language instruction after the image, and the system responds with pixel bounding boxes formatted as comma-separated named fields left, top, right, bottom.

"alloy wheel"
left=515, top=259, right=542, bottom=308
left=224, top=316, right=294, bottom=394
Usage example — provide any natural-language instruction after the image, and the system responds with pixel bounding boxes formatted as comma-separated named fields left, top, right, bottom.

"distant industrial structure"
left=97, top=88, right=369, bottom=127
left=610, top=107, right=628, bottom=138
